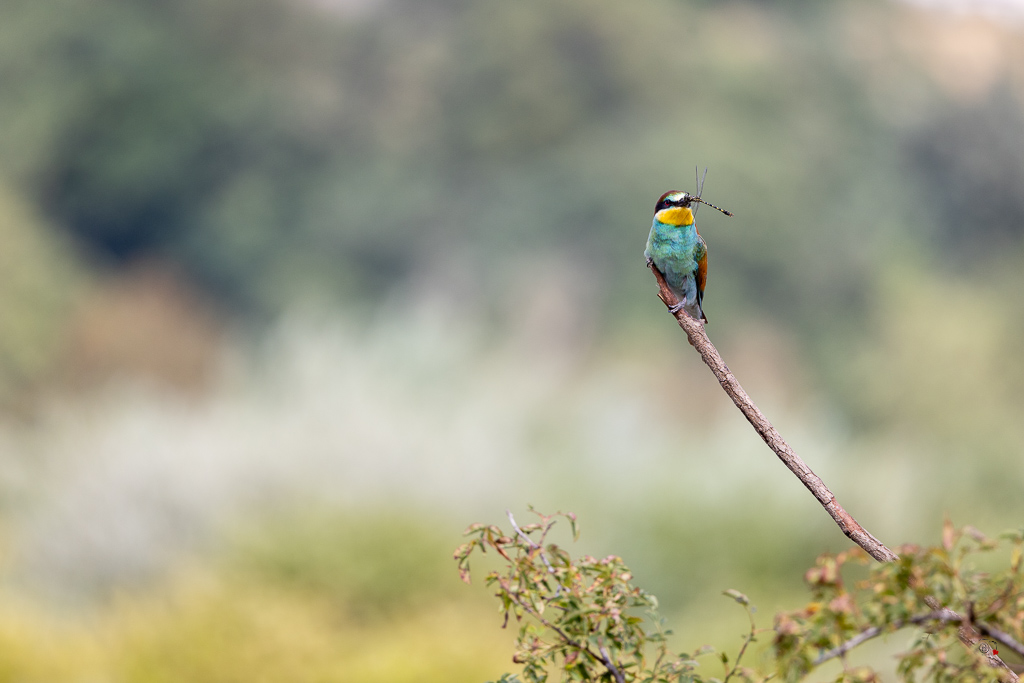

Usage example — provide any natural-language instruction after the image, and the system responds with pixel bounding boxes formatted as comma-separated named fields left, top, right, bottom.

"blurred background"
left=0, top=0, right=1023, bottom=678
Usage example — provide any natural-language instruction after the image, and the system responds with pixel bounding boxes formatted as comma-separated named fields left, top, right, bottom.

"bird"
left=644, top=178, right=732, bottom=323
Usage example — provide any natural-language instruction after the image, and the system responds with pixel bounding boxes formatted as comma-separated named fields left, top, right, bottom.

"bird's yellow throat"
left=655, top=207, right=693, bottom=226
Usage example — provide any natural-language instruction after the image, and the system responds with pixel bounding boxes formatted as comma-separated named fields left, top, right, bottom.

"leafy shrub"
left=459, top=512, right=1024, bottom=682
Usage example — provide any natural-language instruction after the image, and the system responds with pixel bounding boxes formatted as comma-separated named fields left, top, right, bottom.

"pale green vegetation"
left=0, top=0, right=1022, bottom=679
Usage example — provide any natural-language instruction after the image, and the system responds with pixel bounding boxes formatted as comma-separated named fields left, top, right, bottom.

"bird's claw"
left=668, top=302, right=684, bottom=314
left=645, top=256, right=654, bottom=268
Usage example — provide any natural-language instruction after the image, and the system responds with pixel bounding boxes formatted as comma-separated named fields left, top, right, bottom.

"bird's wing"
left=695, top=234, right=708, bottom=321
left=695, top=235, right=708, bottom=296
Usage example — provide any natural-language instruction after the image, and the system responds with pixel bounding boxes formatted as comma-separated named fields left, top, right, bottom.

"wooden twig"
left=650, top=263, right=1020, bottom=680
left=815, top=609, right=1021, bottom=680
left=649, top=264, right=898, bottom=563
left=813, top=611, right=954, bottom=665
left=598, top=645, right=626, bottom=683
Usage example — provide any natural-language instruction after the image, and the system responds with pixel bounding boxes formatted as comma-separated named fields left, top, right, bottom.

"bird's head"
left=654, top=191, right=695, bottom=226
left=654, top=190, right=734, bottom=225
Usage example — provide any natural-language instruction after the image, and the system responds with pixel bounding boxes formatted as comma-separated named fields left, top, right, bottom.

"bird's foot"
left=645, top=256, right=654, bottom=268
left=668, top=301, right=685, bottom=314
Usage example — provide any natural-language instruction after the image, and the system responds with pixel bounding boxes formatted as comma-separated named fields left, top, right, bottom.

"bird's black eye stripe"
left=656, top=193, right=692, bottom=212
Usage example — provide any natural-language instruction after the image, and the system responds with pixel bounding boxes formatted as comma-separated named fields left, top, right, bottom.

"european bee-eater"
left=644, top=187, right=732, bottom=323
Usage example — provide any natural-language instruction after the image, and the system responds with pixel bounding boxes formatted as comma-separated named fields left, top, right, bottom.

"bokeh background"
left=1, top=0, right=1023, bottom=678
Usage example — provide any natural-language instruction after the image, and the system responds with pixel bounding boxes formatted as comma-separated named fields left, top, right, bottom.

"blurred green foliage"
left=0, top=0, right=1014, bottom=316
left=0, top=186, right=79, bottom=400
left=1, top=0, right=1022, bottom=407
left=2, top=0, right=1022, bottom=421
left=0, top=510, right=508, bottom=682
left=228, top=508, right=462, bottom=617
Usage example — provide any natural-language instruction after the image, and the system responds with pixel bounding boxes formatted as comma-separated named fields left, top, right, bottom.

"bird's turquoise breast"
left=645, top=219, right=700, bottom=291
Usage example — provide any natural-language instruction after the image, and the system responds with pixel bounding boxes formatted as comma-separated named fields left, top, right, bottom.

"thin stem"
left=506, top=509, right=541, bottom=549
left=504, top=588, right=624, bottom=683
left=978, top=579, right=1017, bottom=619
left=599, top=645, right=627, bottom=683
left=507, top=510, right=561, bottom=595
left=723, top=610, right=758, bottom=683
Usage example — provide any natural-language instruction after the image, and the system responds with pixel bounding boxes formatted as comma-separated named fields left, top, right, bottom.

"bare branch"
left=651, top=264, right=1021, bottom=680
left=814, top=609, right=1024, bottom=677
left=598, top=645, right=627, bottom=683
left=649, top=264, right=898, bottom=563
left=813, top=611, right=955, bottom=666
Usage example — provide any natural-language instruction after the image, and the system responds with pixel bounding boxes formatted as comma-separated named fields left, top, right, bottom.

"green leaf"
left=722, top=589, right=750, bottom=606
left=567, top=512, right=579, bottom=541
